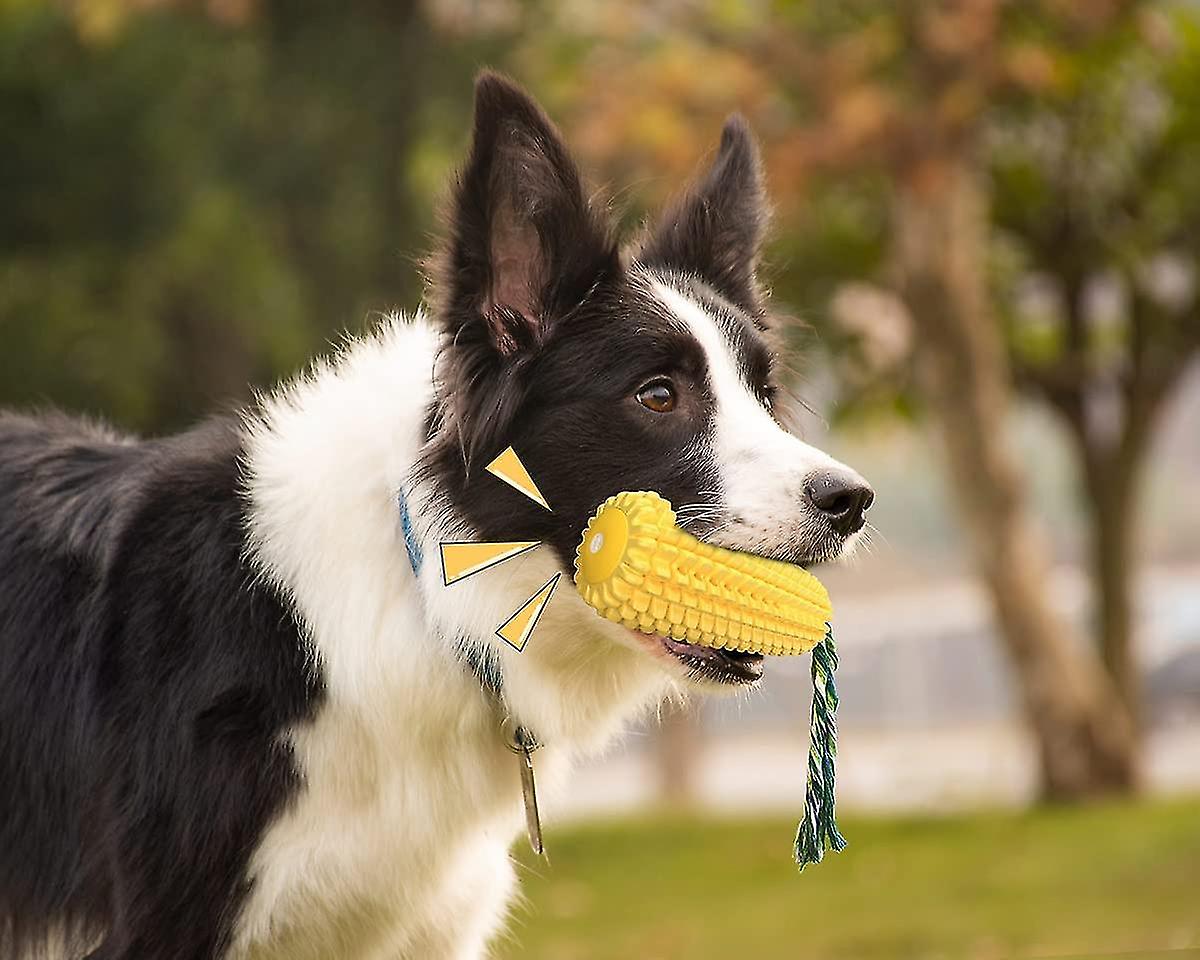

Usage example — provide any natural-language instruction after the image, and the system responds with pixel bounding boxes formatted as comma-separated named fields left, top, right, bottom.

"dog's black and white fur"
left=0, top=74, right=872, bottom=960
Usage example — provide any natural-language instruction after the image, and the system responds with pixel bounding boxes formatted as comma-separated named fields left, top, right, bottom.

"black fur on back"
left=0, top=412, right=322, bottom=959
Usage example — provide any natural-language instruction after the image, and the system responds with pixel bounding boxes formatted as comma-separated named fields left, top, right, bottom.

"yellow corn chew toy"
left=574, top=491, right=847, bottom=869
left=574, top=490, right=831, bottom=656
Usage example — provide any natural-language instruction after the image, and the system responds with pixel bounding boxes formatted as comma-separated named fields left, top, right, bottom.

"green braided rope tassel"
left=794, top=624, right=847, bottom=869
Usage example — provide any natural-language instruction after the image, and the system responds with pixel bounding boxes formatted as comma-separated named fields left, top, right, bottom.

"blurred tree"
left=990, top=11, right=1200, bottom=736
left=519, top=0, right=1200, bottom=798
left=0, top=0, right=509, bottom=431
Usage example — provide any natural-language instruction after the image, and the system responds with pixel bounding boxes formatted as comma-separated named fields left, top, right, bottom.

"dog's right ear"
left=429, top=72, right=620, bottom=357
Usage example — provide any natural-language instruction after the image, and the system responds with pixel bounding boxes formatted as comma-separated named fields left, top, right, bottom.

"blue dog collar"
left=397, top=487, right=424, bottom=576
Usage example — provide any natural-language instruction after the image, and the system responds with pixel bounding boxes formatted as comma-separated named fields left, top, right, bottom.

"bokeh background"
left=3, top=1, right=1199, bottom=957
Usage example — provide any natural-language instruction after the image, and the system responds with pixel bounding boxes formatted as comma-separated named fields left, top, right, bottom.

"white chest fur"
left=229, top=643, right=564, bottom=960
left=235, top=315, right=670, bottom=959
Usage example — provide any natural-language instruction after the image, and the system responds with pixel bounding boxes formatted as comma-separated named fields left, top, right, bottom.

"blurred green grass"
left=498, top=799, right=1200, bottom=960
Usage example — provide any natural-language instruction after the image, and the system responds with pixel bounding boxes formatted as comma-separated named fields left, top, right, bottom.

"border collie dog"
left=0, top=74, right=872, bottom=960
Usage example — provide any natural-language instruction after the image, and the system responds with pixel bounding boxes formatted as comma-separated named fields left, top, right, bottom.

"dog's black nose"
left=804, top=470, right=874, bottom=535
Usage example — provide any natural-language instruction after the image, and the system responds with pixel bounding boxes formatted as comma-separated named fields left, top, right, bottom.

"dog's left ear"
left=432, top=72, right=620, bottom=355
left=639, top=115, right=769, bottom=313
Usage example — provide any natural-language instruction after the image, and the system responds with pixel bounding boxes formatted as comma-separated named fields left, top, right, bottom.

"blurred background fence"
left=3, top=1, right=1199, bottom=956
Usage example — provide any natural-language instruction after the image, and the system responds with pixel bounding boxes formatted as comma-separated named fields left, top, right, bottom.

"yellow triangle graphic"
left=440, top=540, right=540, bottom=586
left=496, top=574, right=561, bottom=651
left=485, top=447, right=551, bottom=511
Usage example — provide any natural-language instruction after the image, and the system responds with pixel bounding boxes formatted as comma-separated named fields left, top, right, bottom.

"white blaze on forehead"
left=650, top=278, right=852, bottom=550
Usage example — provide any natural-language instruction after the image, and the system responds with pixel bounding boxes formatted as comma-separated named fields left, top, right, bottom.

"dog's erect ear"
left=433, top=72, right=619, bottom=354
left=639, top=115, right=769, bottom=312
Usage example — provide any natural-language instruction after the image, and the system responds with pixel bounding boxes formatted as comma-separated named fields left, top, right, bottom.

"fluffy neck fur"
left=232, top=311, right=678, bottom=957
left=243, top=310, right=673, bottom=764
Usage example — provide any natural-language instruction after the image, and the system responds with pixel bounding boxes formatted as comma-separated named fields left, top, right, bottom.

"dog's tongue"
left=655, top=632, right=765, bottom=683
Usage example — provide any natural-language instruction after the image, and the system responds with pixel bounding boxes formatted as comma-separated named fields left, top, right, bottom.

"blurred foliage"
left=1, top=0, right=1197, bottom=435
left=1, top=0, right=512, bottom=430
left=501, top=799, right=1200, bottom=959
left=510, top=0, right=1200, bottom=425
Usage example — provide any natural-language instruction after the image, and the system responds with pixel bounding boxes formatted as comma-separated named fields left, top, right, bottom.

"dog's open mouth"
left=576, top=497, right=837, bottom=687
left=629, top=629, right=765, bottom=685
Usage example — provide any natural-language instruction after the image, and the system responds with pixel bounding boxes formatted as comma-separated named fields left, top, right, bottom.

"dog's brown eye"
left=636, top=379, right=677, bottom=413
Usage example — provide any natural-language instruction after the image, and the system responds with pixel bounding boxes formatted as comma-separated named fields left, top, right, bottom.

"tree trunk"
left=656, top=701, right=701, bottom=804
left=1080, top=440, right=1145, bottom=736
left=891, top=154, right=1139, bottom=799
